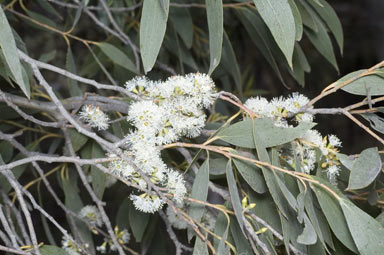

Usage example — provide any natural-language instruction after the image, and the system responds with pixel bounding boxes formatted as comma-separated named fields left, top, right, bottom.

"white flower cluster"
left=245, top=93, right=342, bottom=184
left=96, top=226, right=130, bottom=253
left=79, top=205, right=103, bottom=227
left=244, top=92, right=313, bottom=127
left=61, top=235, right=83, bottom=255
left=300, top=130, right=342, bottom=183
left=79, top=105, right=109, bottom=131
left=108, top=73, right=216, bottom=213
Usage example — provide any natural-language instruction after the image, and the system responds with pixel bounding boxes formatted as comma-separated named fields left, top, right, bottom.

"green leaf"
left=296, top=0, right=318, bottom=32
left=129, top=199, right=150, bottom=242
left=297, top=216, right=317, bottom=245
left=233, top=154, right=267, bottom=194
left=361, top=112, right=384, bottom=134
left=68, top=129, right=88, bottom=152
left=292, top=43, right=310, bottom=86
left=236, top=9, right=286, bottom=86
left=252, top=0, right=296, bottom=67
left=209, top=157, right=227, bottom=176
left=216, top=215, right=230, bottom=255
left=304, top=8, right=338, bottom=71
left=217, top=119, right=315, bottom=148
left=226, top=160, right=245, bottom=235
left=347, top=147, right=382, bottom=190
left=97, top=42, right=136, bottom=73
left=116, top=198, right=130, bottom=230
left=193, top=237, right=208, bottom=255
left=170, top=7, right=193, bottom=48
left=0, top=142, right=39, bottom=193
left=340, top=199, right=384, bottom=255
left=206, top=0, right=223, bottom=74
left=62, top=171, right=95, bottom=253
left=91, top=142, right=106, bottom=199
left=36, top=0, right=62, bottom=20
left=188, top=158, right=210, bottom=224
left=230, top=217, right=253, bottom=255
left=140, top=0, right=169, bottom=73
left=340, top=70, right=384, bottom=96
left=40, top=245, right=68, bottom=255
left=213, top=212, right=229, bottom=248
left=39, top=50, right=56, bottom=63
left=0, top=141, right=13, bottom=163
left=221, top=31, right=242, bottom=94
left=311, top=182, right=358, bottom=252
left=309, top=0, right=343, bottom=54
left=288, top=0, right=303, bottom=41
left=0, top=8, right=30, bottom=98
left=66, top=46, right=82, bottom=97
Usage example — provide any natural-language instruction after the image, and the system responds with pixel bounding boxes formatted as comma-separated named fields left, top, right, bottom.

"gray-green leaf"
left=206, top=0, right=223, bottom=74
left=252, top=0, right=296, bottom=67
left=340, top=199, right=384, bottom=255
left=217, top=119, right=315, bottom=148
left=140, top=0, right=169, bottom=73
left=0, top=8, right=30, bottom=98
left=97, top=42, right=137, bottom=73
left=340, top=70, right=384, bottom=96
left=312, top=181, right=357, bottom=252
left=40, top=245, right=68, bottom=255
left=188, top=158, right=210, bottom=223
left=226, top=160, right=245, bottom=235
left=347, top=147, right=382, bottom=190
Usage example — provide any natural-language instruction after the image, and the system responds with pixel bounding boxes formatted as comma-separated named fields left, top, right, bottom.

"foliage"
left=0, top=1, right=383, bottom=255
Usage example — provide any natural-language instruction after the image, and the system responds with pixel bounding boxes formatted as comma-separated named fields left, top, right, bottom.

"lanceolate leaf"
left=311, top=181, right=358, bottom=252
left=236, top=9, right=286, bottom=85
left=347, top=147, right=382, bottom=190
left=222, top=31, right=242, bottom=94
left=361, top=112, right=384, bottom=134
left=188, top=158, right=210, bottom=224
left=97, top=42, right=137, bottom=73
left=206, top=0, right=223, bottom=75
left=304, top=15, right=338, bottom=71
left=233, top=154, right=267, bottom=194
left=170, top=7, right=193, bottom=49
left=288, top=0, right=303, bottom=41
left=66, top=46, right=82, bottom=97
left=226, top=160, right=245, bottom=235
left=0, top=8, right=30, bottom=98
left=140, top=0, right=170, bottom=73
left=129, top=200, right=150, bottom=242
left=217, top=119, right=315, bottom=148
left=252, top=0, right=296, bottom=67
left=40, top=245, right=68, bottom=255
left=91, top=142, right=106, bottom=199
left=339, top=70, right=384, bottom=96
left=340, top=199, right=384, bottom=255
left=309, top=0, right=344, bottom=54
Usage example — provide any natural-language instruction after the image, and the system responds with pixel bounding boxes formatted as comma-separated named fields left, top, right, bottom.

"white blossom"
left=301, top=130, right=324, bottom=148
left=130, top=194, right=164, bottom=213
left=326, top=165, right=340, bottom=182
left=329, top=134, right=342, bottom=147
left=78, top=105, right=109, bottom=130
left=244, top=97, right=270, bottom=116
left=286, top=93, right=310, bottom=113
left=166, top=170, right=187, bottom=204
left=61, top=235, right=81, bottom=255
left=79, top=205, right=103, bottom=227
